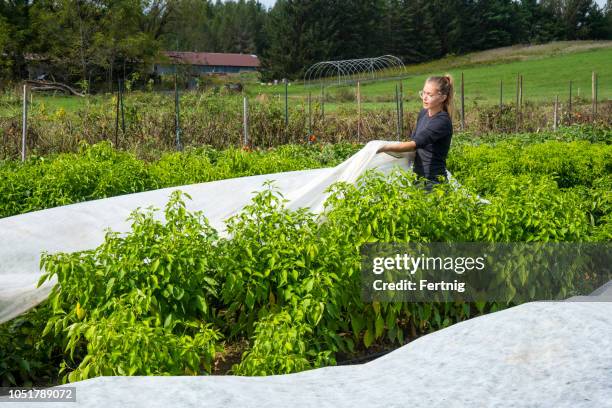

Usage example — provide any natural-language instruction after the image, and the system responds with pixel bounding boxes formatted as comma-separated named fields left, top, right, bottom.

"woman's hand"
left=376, top=141, right=417, bottom=154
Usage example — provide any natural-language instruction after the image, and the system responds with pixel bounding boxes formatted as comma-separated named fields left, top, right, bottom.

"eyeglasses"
left=419, top=90, right=441, bottom=99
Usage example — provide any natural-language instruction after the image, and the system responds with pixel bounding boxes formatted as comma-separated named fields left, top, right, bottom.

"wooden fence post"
left=243, top=96, right=249, bottom=146
left=399, top=81, right=404, bottom=138
left=174, top=72, right=182, bottom=151
left=321, top=85, right=325, bottom=123
left=568, top=80, right=572, bottom=124
left=395, top=84, right=400, bottom=140
left=515, top=73, right=520, bottom=131
left=553, top=95, right=558, bottom=131
left=499, top=79, right=503, bottom=111
left=284, top=79, right=289, bottom=127
left=519, top=74, right=523, bottom=107
left=357, top=81, right=361, bottom=141
left=22, top=84, right=27, bottom=162
left=592, top=72, right=597, bottom=121
left=460, top=72, right=465, bottom=131
left=115, top=80, right=120, bottom=145
left=120, top=79, right=125, bottom=135
left=308, top=92, right=312, bottom=136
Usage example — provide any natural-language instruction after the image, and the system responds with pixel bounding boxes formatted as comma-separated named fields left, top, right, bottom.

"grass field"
left=253, top=42, right=612, bottom=112
left=1, top=41, right=610, bottom=116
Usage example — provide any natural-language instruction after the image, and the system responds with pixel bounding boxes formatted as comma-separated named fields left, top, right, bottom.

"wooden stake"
left=357, top=81, right=361, bottom=141
left=519, top=75, right=523, bottom=107
left=592, top=71, right=596, bottom=120
left=595, top=72, right=598, bottom=117
left=515, top=73, right=519, bottom=109
left=120, top=79, right=125, bottom=135
left=553, top=95, right=558, bottom=131
left=460, top=72, right=465, bottom=131
left=399, top=81, right=404, bottom=138
left=22, top=84, right=27, bottom=162
left=115, top=81, right=120, bottom=145
left=515, top=73, right=520, bottom=131
left=284, top=79, right=288, bottom=127
left=321, top=85, right=325, bottom=122
left=568, top=80, right=572, bottom=121
left=499, top=80, right=503, bottom=111
left=243, top=96, right=249, bottom=146
left=395, top=84, right=400, bottom=140
left=308, top=92, right=312, bottom=136
left=174, top=71, right=182, bottom=151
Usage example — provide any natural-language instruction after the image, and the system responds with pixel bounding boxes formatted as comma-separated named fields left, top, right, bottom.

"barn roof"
left=162, top=51, right=260, bottom=67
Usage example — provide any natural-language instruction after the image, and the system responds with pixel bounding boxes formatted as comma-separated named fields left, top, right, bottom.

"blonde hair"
left=426, top=74, right=454, bottom=118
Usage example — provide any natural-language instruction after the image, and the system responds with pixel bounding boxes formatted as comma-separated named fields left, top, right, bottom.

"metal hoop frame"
left=304, top=55, right=405, bottom=87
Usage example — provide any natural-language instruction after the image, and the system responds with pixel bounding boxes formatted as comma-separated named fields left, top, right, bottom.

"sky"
left=253, top=0, right=608, bottom=11
left=257, top=0, right=275, bottom=10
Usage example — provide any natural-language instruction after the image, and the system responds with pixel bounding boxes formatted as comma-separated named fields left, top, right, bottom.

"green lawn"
left=251, top=46, right=612, bottom=108
left=1, top=41, right=610, bottom=117
left=0, top=93, right=107, bottom=117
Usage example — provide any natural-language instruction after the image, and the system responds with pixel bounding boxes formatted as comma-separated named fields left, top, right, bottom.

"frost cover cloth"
left=1, top=141, right=441, bottom=324
left=4, top=298, right=612, bottom=407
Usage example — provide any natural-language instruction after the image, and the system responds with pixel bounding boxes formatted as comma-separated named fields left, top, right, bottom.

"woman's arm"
left=376, top=140, right=417, bottom=154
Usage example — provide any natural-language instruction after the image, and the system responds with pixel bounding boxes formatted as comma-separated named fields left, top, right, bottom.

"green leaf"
left=351, top=314, right=364, bottom=336
left=372, top=301, right=380, bottom=315
left=37, top=272, right=50, bottom=288
left=42, top=320, right=55, bottom=337
left=475, top=301, right=486, bottom=314
left=363, top=329, right=375, bottom=348
left=18, top=359, right=30, bottom=373
left=106, top=277, right=116, bottom=297
left=164, top=313, right=173, bottom=329
left=304, top=278, right=314, bottom=292
left=173, top=286, right=185, bottom=300
left=195, top=295, right=208, bottom=314
left=375, top=315, right=384, bottom=338
left=245, top=289, right=255, bottom=310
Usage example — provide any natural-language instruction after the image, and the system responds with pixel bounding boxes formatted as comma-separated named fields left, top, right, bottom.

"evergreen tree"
left=0, top=0, right=33, bottom=80
left=1, top=0, right=610, bottom=85
left=447, top=0, right=481, bottom=54
left=381, top=0, right=405, bottom=57
left=262, top=0, right=336, bottom=79
left=472, top=0, right=518, bottom=50
left=330, top=0, right=384, bottom=59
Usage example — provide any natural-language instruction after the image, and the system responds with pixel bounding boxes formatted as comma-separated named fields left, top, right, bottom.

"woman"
left=377, top=75, right=454, bottom=191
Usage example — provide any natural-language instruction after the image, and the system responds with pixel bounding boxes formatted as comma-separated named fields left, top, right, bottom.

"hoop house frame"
left=304, top=55, right=406, bottom=87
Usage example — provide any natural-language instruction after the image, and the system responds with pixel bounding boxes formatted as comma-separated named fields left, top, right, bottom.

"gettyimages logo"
left=372, top=253, right=486, bottom=275
left=361, top=242, right=611, bottom=303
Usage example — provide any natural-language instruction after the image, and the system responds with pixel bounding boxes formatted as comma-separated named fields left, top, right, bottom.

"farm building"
left=153, top=51, right=260, bottom=76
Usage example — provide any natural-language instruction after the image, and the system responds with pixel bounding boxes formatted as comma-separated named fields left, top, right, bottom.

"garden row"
left=0, top=142, right=360, bottom=219
left=0, top=135, right=610, bottom=386
left=1, top=88, right=610, bottom=159
left=1, top=125, right=610, bottom=220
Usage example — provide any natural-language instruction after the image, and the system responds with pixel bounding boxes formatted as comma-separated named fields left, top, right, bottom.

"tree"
left=0, top=0, right=34, bottom=80
left=330, top=0, right=385, bottom=60
left=262, top=0, right=337, bottom=79
left=25, top=0, right=164, bottom=90
left=540, top=0, right=606, bottom=40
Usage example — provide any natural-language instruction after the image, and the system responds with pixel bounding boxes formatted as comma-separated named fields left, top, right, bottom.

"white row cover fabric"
left=2, top=140, right=610, bottom=407
left=0, top=141, right=414, bottom=323
left=4, top=293, right=612, bottom=407
left=0, top=141, right=476, bottom=324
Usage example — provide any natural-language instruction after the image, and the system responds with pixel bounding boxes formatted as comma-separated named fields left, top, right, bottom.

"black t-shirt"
left=410, top=108, right=453, bottom=182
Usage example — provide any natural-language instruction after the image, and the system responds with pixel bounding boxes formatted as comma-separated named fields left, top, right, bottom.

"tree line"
left=1, top=0, right=610, bottom=91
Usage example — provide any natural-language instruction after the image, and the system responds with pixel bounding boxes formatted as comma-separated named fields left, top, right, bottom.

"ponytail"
left=426, top=74, right=455, bottom=118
